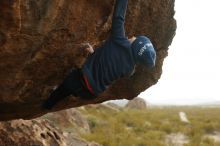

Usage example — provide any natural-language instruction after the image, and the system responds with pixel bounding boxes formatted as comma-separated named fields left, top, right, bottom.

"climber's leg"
left=43, top=69, right=82, bottom=110
left=76, top=78, right=96, bottom=100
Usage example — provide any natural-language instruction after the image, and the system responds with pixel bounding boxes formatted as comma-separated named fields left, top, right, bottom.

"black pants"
left=43, top=69, right=96, bottom=109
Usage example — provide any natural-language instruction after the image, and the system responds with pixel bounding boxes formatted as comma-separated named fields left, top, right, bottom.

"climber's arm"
left=111, top=0, right=128, bottom=39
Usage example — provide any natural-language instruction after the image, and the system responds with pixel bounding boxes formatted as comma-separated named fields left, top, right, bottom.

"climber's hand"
left=85, top=43, right=94, bottom=54
left=82, top=43, right=94, bottom=54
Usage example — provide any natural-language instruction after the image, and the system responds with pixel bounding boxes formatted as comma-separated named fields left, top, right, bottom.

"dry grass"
left=79, top=106, right=220, bottom=146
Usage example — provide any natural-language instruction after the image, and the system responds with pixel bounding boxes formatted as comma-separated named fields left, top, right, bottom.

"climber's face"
left=129, top=36, right=136, bottom=43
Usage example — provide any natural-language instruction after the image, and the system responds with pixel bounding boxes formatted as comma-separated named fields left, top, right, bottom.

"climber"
left=43, top=0, right=156, bottom=110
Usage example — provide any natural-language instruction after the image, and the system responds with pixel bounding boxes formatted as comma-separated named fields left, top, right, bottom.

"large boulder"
left=0, top=0, right=176, bottom=120
left=106, top=102, right=122, bottom=111
left=85, top=103, right=121, bottom=112
left=125, top=97, right=147, bottom=110
left=0, top=119, right=101, bottom=146
left=44, top=109, right=90, bottom=134
left=0, top=119, right=67, bottom=146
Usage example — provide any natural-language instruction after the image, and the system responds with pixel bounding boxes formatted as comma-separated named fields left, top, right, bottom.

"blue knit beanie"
left=131, top=36, right=156, bottom=68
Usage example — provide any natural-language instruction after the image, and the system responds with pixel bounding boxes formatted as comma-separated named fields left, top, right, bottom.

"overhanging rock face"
left=0, top=0, right=176, bottom=121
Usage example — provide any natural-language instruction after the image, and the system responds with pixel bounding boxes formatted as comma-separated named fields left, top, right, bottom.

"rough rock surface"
left=44, top=109, right=90, bottom=134
left=0, top=119, right=66, bottom=146
left=125, top=97, right=147, bottom=110
left=0, top=0, right=176, bottom=120
left=0, top=119, right=101, bottom=146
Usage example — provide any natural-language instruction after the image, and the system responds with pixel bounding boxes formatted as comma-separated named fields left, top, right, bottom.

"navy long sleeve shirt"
left=82, top=0, right=135, bottom=95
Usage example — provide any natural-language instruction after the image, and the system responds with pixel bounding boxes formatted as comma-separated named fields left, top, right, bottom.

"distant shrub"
left=159, top=123, right=172, bottom=134
left=87, top=117, right=97, bottom=130
left=202, top=137, right=215, bottom=145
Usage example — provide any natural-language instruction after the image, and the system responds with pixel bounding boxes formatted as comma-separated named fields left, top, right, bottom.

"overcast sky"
left=140, top=0, right=220, bottom=105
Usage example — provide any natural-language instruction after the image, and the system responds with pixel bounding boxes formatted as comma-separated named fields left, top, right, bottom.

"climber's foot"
left=42, top=99, right=55, bottom=110
left=42, top=88, right=66, bottom=110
